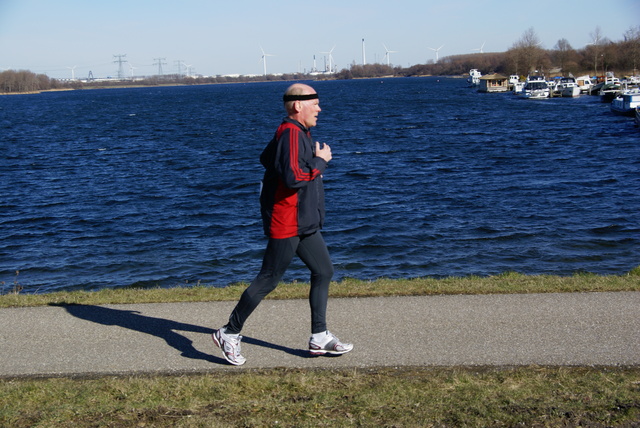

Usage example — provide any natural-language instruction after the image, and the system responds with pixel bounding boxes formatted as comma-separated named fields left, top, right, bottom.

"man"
left=212, top=83, right=353, bottom=365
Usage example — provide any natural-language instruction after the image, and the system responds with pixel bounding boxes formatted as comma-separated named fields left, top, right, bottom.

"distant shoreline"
left=0, top=74, right=454, bottom=95
left=0, top=88, right=75, bottom=96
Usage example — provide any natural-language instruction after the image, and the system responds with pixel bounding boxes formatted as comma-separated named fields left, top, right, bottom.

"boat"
left=520, top=75, right=550, bottom=99
left=467, top=69, right=482, bottom=86
left=548, top=77, right=563, bottom=97
left=590, top=73, right=620, bottom=96
left=635, top=107, right=640, bottom=127
left=508, top=75, right=521, bottom=91
left=558, top=77, right=581, bottom=97
left=512, top=80, right=525, bottom=94
left=575, top=75, right=594, bottom=93
left=610, top=89, right=640, bottom=115
left=600, top=83, right=622, bottom=102
left=562, top=85, right=581, bottom=97
left=546, top=76, right=581, bottom=98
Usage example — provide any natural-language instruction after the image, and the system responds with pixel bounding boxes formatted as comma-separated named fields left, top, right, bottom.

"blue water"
left=1, top=78, right=639, bottom=293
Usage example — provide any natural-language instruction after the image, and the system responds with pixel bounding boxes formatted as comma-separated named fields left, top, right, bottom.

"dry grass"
left=1, top=366, right=639, bottom=427
left=1, top=269, right=639, bottom=308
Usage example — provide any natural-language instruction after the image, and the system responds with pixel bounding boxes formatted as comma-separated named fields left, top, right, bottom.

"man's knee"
left=312, top=264, right=334, bottom=282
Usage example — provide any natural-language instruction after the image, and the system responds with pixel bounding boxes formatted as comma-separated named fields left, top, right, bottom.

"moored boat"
left=520, top=75, right=550, bottom=99
left=558, top=77, right=581, bottom=97
left=467, top=69, right=482, bottom=86
left=600, top=83, right=622, bottom=102
left=591, top=73, right=620, bottom=96
left=512, top=80, right=525, bottom=94
left=509, top=75, right=522, bottom=92
left=562, top=86, right=581, bottom=97
left=575, top=75, right=594, bottom=93
left=610, top=89, right=640, bottom=115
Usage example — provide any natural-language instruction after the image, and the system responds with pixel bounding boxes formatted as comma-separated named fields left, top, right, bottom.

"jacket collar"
left=283, top=117, right=309, bottom=133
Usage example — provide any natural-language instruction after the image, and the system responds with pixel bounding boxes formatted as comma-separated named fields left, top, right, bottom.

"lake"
left=1, top=77, right=638, bottom=293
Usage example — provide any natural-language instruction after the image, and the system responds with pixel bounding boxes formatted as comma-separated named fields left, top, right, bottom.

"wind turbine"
left=320, top=45, right=336, bottom=73
left=182, top=62, right=193, bottom=77
left=66, top=65, right=77, bottom=80
left=383, top=44, right=397, bottom=66
left=472, top=41, right=485, bottom=53
left=362, top=38, right=366, bottom=65
left=587, top=32, right=601, bottom=48
left=260, top=46, right=274, bottom=76
left=428, top=45, right=444, bottom=63
left=128, top=63, right=137, bottom=79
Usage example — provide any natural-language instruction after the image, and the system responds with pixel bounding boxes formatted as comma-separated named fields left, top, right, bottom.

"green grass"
left=1, top=268, right=639, bottom=308
left=1, top=367, right=639, bottom=427
left=1, top=270, right=639, bottom=426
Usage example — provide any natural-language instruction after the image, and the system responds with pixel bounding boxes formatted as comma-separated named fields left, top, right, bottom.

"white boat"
left=508, top=75, right=521, bottom=91
left=520, top=76, right=550, bottom=99
left=562, top=86, right=581, bottom=97
left=575, top=75, right=594, bottom=93
left=467, top=69, right=482, bottom=86
left=512, top=81, right=525, bottom=94
left=558, top=77, right=581, bottom=97
left=548, top=78, right=563, bottom=97
left=610, top=89, right=640, bottom=115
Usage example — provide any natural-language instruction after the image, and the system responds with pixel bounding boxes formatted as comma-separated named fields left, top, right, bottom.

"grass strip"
left=1, top=366, right=639, bottom=427
left=1, top=269, right=639, bottom=308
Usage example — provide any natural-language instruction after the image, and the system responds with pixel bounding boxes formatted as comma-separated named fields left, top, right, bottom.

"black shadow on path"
left=52, top=304, right=309, bottom=366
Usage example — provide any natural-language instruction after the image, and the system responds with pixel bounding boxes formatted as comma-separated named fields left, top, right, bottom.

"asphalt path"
left=1, top=292, right=638, bottom=378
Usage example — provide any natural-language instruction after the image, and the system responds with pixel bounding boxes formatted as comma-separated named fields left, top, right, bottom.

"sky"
left=1, top=0, right=639, bottom=80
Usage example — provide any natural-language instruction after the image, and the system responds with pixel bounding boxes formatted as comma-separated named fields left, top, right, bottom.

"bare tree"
left=622, top=26, right=640, bottom=76
left=507, top=27, right=546, bottom=75
left=588, top=26, right=605, bottom=76
left=553, top=38, right=575, bottom=72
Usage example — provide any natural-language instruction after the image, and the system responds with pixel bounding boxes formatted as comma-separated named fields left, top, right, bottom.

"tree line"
left=2, top=26, right=638, bottom=94
left=344, top=26, right=640, bottom=80
left=0, top=70, right=63, bottom=93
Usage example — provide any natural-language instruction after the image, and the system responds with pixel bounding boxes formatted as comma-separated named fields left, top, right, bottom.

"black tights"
left=225, top=231, right=334, bottom=335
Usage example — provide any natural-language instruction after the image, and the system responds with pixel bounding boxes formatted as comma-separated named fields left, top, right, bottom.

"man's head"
left=283, top=83, right=321, bottom=128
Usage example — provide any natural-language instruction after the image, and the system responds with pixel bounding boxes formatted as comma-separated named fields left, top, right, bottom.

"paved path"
left=1, top=292, right=638, bottom=377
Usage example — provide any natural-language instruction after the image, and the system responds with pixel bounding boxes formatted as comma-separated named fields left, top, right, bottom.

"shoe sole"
left=212, top=332, right=245, bottom=366
left=309, top=347, right=353, bottom=356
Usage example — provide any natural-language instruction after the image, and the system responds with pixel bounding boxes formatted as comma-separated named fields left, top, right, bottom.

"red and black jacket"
left=259, top=118, right=327, bottom=239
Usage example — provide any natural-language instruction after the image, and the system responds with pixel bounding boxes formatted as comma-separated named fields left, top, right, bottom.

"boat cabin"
left=478, top=73, right=509, bottom=93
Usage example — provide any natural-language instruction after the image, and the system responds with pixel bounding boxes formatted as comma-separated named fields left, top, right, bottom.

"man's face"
left=298, top=97, right=321, bottom=128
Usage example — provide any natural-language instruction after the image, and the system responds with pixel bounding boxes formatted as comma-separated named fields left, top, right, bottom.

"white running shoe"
left=309, top=331, right=354, bottom=356
left=212, top=328, right=246, bottom=366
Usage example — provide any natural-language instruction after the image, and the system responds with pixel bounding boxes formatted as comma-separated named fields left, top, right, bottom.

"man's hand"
left=315, top=141, right=332, bottom=162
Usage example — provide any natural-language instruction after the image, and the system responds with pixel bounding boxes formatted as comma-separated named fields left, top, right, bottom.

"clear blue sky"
left=1, top=0, right=638, bottom=79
